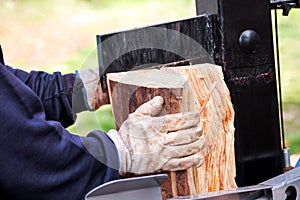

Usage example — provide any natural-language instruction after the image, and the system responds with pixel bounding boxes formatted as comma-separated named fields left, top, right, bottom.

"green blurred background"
left=0, top=0, right=299, bottom=154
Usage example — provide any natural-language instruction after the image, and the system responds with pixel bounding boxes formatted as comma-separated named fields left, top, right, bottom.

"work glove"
left=107, top=96, right=205, bottom=175
left=76, top=68, right=109, bottom=111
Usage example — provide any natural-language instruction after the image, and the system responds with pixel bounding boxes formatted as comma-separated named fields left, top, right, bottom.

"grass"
left=0, top=0, right=299, bottom=153
left=277, top=10, right=300, bottom=154
left=278, top=11, right=300, bottom=105
left=67, top=105, right=115, bottom=135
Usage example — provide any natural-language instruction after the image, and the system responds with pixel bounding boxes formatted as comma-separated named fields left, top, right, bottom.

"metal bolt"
left=239, top=29, right=260, bottom=54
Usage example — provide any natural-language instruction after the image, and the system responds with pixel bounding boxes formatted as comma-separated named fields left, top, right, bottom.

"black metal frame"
left=196, top=0, right=282, bottom=186
left=0, top=45, right=4, bottom=65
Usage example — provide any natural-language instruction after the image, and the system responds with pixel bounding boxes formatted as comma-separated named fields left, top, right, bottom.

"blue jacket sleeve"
left=0, top=64, right=120, bottom=200
left=4, top=65, right=84, bottom=128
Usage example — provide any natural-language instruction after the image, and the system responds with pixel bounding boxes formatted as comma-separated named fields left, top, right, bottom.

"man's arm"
left=0, top=63, right=119, bottom=199
left=5, top=66, right=108, bottom=128
left=4, top=66, right=81, bottom=127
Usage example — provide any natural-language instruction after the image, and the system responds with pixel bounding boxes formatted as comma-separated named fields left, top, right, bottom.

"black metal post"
left=0, top=45, right=4, bottom=65
left=196, top=0, right=283, bottom=186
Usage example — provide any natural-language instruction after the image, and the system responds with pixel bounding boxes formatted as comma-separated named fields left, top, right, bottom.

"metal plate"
left=85, top=174, right=168, bottom=200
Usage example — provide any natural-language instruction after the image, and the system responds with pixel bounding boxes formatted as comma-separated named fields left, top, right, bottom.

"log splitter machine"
left=85, top=0, right=300, bottom=199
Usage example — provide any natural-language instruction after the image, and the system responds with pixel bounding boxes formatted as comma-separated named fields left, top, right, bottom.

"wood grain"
left=107, top=63, right=236, bottom=198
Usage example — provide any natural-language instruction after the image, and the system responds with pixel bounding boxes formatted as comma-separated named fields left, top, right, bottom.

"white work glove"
left=107, top=96, right=205, bottom=175
left=77, top=68, right=109, bottom=110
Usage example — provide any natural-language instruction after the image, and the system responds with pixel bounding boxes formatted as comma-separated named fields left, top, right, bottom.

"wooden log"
left=107, top=63, right=236, bottom=198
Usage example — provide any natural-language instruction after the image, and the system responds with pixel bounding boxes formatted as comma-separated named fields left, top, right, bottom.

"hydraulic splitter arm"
left=270, top=0, right=300, bottom=15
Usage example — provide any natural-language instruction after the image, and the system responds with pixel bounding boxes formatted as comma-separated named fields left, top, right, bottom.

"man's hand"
left=77, top=68, right=109, bottom=110
left=107, top=96, right=205, bottom=175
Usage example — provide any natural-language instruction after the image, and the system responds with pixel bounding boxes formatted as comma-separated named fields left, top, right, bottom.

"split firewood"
left=107, top=63, right=236, bottom=198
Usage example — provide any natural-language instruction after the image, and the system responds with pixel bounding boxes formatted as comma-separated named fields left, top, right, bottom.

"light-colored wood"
left=107, top=63, right=236, bottom=198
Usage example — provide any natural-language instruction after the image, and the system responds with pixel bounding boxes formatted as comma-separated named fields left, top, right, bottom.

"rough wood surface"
left=107, top=63, right=236, bottom=198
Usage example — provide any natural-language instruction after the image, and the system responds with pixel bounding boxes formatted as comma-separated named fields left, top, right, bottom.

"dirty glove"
left=76, top=68, right=109, bottom=110
left=107, top=96, right=205, bottom=175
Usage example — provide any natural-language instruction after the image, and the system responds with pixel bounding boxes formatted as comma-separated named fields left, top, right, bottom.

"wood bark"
left=107, top=63, right=236, bottom=198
